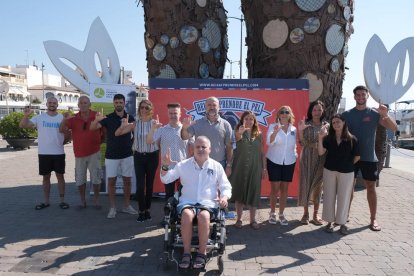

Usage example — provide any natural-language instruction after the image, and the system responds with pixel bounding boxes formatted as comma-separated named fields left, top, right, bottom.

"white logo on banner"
left=186, top=97, right=272, bottom=126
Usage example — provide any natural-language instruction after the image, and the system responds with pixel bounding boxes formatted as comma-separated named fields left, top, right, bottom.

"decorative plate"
left=300, top=72, right=323, bottom=102
left=290, top=28, right=305, bottom=44
left=160, top=35, right=169, bottom=45
left=337, top=0, right=348, bottom=7
left=153, top=44, right=166, bottom=61
left=156, top=64, right=176, bottom=79
left=202, top=20, right=221, bottom=49
left=169, top=36, right=179, bottom=48
left=304, top=17, right=320, bottom=34
left=263, top=19, right=288, bottom=49
left=325, top=24, right=345, bottom=56
left=330, top=58, right=340, bottom=72
left=199, top=63, right=209, bottom=79
left=196, top=0, right=207, bottom=8
left=180, top=25, right=199, bottom=44
left=214, top=50, right=221, bottom=60
left=145, top=36, right=155, bottom=49
left=198, top=37, right=211, bottom=53
left=343, top=6, right=352, bottom=21
left=295, top=0, right=326, bottom=12
left=343, top=44, right=349, bottom=56
left=327, top=3, right=336, bottom=14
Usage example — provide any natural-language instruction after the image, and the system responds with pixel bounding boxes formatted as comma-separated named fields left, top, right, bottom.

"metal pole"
left=41, top=63, right=45, bottom=101
left=229, top=61, right=233, bottom=79
left=384, top=141, right=391, bottom=168
left=239, top=15, right=243, bottom=79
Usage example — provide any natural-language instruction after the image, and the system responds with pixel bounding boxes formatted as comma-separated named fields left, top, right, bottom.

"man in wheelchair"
left=160, top=136, right=232, bottom=270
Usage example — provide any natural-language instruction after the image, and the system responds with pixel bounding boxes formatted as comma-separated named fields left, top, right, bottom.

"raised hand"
left=162, top=148, right=173, bottom=166
left=152, top=114, right=163, bottom=129
left=273, top=123, right=282, bottom=133
left=182, top=116, right=193, bottom=128
left=318, top=126, right=328, bottom=139
left=23, top=106, right=33, bottom=117
left=298, top=118, right=310, bottom=131
left=95, top=112, right=106, bottom=122
left=238, top=124, right=250, bottom=135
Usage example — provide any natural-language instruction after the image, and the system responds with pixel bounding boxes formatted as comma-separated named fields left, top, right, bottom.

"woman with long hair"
left=318, top=113, right=360, bottom=235
left=133, top=99, right=160, bottom=222
left=230, top=111, right=265, bottom=230
left=266, top=106, right=297, bottom=226
left=297, top=100, right=329, bottom=225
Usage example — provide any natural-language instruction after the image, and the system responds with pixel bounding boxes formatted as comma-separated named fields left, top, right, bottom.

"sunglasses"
left=279, top=110, right=290, bottom=115
left=140, top=105, right=151, bottom=110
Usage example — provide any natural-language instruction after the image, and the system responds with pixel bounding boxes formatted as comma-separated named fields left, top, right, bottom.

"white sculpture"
left=363, top=34, right=414, bottom=104
left=44, top=17, right=120, bottom=94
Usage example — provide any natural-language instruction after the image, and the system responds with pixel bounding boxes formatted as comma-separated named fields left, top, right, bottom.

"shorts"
left=105, top=156, right=134, bottom=178
left=267, top=159, right=296, bottom=182
left=177, top=203, right=218, bottom=220
left=75, top=151, right=101, bottom=186
left=38, top=154, right=65, bottom=175
left=354, top=161, right=378, bottom=181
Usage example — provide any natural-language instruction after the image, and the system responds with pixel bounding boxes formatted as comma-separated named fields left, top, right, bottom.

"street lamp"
left=227, top=60, right=239, bottom=79
left=227, top=15, right=244, bottom=79
left=41, top=63, right=45, bottom=101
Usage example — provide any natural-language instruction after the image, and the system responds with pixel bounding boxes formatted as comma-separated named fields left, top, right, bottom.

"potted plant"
left=0, top=112, right=37, bottom=149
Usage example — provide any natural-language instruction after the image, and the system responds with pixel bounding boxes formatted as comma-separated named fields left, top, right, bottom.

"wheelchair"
left=162, top=194, right=227, bottom=273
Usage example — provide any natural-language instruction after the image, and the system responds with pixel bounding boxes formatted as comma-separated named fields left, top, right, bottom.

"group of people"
left=19, top=85, right=397, bottom=269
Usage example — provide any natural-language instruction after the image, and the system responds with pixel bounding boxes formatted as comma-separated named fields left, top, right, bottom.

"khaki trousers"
left=322, top=169, right=354, bottom=225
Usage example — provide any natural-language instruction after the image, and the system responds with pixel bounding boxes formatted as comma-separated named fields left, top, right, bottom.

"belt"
left=134, top=150, right=158, bottom=156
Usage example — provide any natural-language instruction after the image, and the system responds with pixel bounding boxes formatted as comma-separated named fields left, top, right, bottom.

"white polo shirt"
left=266, top=123, right=297, bottom=165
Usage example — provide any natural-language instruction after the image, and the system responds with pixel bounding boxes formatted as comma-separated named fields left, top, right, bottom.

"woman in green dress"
left=230, top=111, right=265, bottom=230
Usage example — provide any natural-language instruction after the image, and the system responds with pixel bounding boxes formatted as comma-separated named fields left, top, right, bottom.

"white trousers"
left=322, top=169, right=354, bottom=225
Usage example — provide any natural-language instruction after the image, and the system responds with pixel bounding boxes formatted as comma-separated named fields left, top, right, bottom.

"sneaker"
left=268, top=212, right=277, bottom=224
left=122, top=205, right=138, bottom=215
left=145, top=210, right=152, bottom=221
left=279, top=214, right=288, bottom=226
left=107, top=208, right=117, bottom=219
left=136, top=212, right=146, bottom=222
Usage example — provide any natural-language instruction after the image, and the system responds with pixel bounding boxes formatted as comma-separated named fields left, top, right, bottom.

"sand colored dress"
left=230, top=132, right=263, bottom=208
left=297, top=122, right=328, bottom=206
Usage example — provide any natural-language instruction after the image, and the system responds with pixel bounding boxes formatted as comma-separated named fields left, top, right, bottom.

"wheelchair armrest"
left=164, top=196, right=178, bottom=216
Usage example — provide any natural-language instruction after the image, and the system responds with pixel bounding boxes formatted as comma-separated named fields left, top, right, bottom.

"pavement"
left=0, top=140, right=414, bottom=275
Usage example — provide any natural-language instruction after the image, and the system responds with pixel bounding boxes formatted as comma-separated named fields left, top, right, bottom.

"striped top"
left=134, top=118, right=159, bottom=153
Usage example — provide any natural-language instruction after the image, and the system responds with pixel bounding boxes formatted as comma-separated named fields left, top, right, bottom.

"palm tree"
left=140, top=0, right=228, bottom=79
left=241, top=0, right=354, bottom=118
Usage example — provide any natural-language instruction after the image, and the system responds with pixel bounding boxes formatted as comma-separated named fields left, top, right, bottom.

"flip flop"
left=369, top=223, right=381, bottom=231
left=234, top=220, right=242, bottom=229
left=59, top=202, right=70, bottom=210
left=35, top=203, right=50, bottom=210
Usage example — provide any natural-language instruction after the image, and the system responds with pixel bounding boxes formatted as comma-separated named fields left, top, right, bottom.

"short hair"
left=167, top=103, right=181, bottom=108
left=205, top=97, right=219, bottom=104
left=113, top=94, right=125, bottom=101
left=353, top=85, right=369, bottom=94
left=78, top=95, right=90, bottom=103
left=195, top=135, right=211, bottom=148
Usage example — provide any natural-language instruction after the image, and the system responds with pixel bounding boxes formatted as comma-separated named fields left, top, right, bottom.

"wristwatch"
left=161, top=165, right=169, bottom=171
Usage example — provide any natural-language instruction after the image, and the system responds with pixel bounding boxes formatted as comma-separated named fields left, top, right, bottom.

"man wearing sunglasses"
left=60, top=96, right=102, bottom=209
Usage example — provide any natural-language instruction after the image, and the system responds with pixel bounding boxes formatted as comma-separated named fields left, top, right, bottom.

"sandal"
left=310, top=216, right=323, bottom=226
left=35, top=203, right=50, bottom=210
left=234, top=220, right=242, bottom=229
left=369, top=222, right=381, bottom=232
left=339, top=225, right=349, bottom=235
left=59, top=202, right=70, bottom=210
left=324, top=223, right=335, bottom=233
left=300, top=214, right=309, bottom=225
left=250, top=221, right=260, bottom=230
left=178, top=253, right=191, bottom=269
left=193, top=253, right=207, bottom=269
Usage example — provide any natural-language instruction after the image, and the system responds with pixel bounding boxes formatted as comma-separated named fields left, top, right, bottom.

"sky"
left=1, top=0, right=414, bottom=110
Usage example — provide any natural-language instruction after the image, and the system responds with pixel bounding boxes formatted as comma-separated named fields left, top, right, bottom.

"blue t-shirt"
left=100, top=111, right=135, bottom=159
left=342, top=107, right=380, bottom=162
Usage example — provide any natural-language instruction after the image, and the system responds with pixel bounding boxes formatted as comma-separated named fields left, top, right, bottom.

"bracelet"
left=161, top=165, right=169, bottom=171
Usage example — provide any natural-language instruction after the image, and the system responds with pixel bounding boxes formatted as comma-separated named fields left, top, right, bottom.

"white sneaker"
left=107, top=208, right=117, bottom=219
left=269, top=212, right=277, bottom=224
left=122, top=205, right=138, bottom=215
left=279, top=214, right=288, bottom=226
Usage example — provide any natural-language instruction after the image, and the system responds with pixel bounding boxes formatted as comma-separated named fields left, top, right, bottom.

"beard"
left=207, top=110, right=218, bottom=117
left=115, top=106, right=124, bottom=112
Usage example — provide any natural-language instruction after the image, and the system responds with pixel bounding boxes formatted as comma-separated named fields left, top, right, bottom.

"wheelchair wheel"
left=217, top=255, right=224, bottom=273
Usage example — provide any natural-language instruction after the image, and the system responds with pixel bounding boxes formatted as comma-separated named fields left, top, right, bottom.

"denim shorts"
left=177, top=203, right=218, bottom=220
